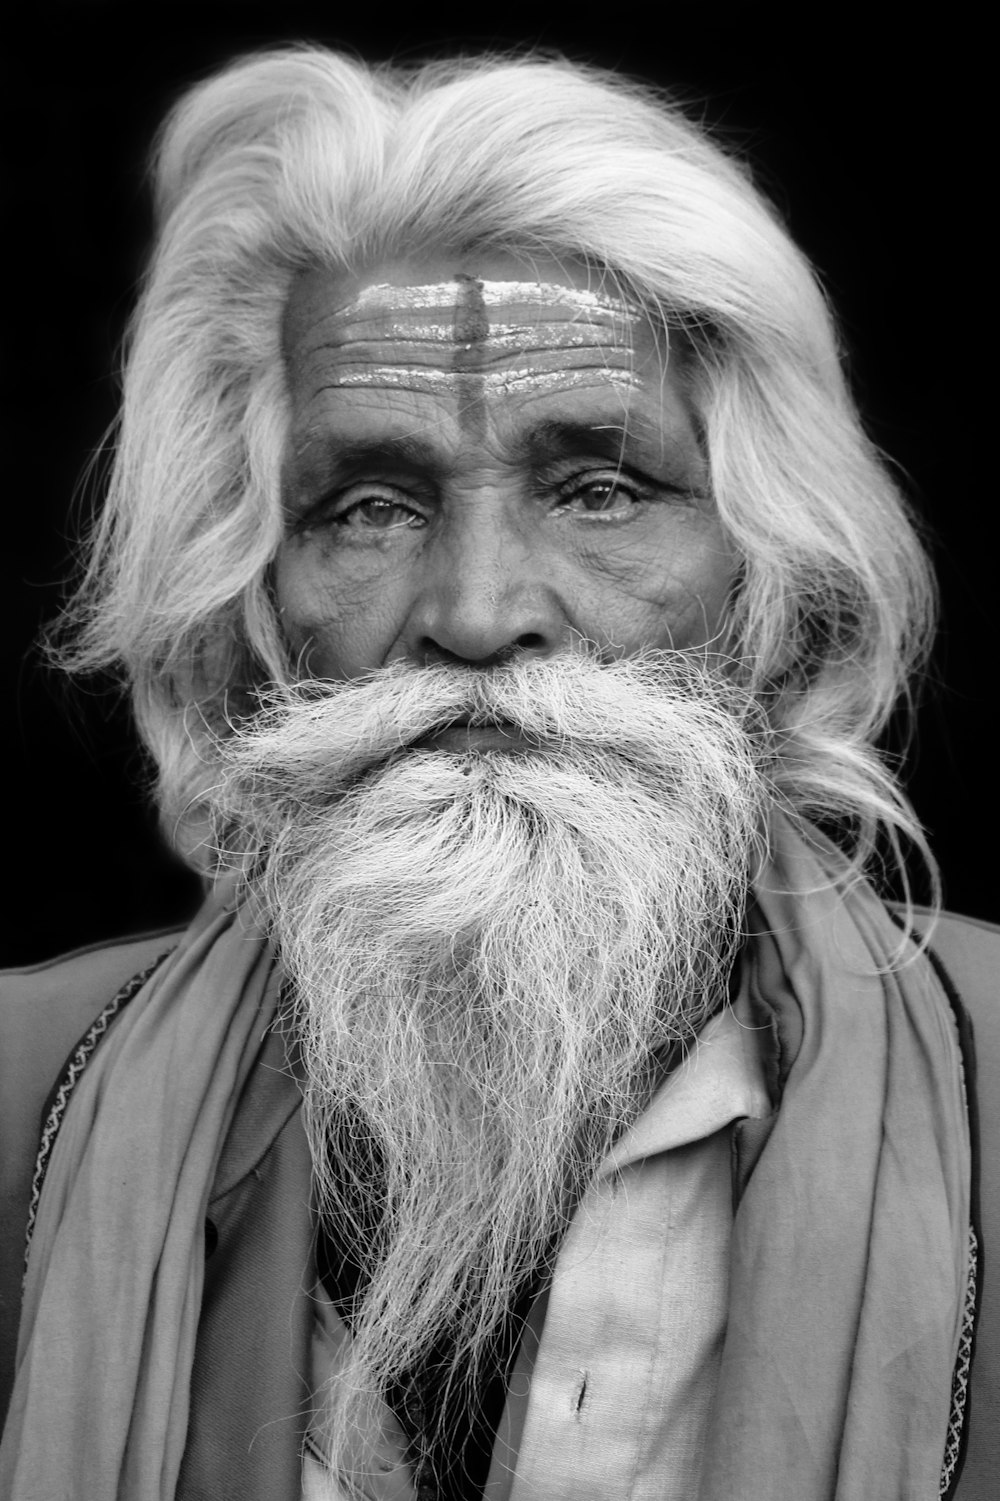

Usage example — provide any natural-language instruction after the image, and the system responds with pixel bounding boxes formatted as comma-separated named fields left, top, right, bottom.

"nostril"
left=420, top=639, right=536, bottom=669
left=411, top=601, right=564, bottom=668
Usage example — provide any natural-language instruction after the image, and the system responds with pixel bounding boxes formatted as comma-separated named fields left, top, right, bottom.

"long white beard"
left=207, top=652, right=768, bottom=1481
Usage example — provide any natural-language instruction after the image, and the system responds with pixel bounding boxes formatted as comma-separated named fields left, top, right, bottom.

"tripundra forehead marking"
left=320, top=276, right=651, bottom=434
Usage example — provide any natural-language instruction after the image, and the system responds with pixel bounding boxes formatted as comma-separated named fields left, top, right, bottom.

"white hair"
left=56, top=46, right=936, bottom=894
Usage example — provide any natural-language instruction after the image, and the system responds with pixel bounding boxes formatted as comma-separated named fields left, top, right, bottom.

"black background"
left=4, top=3, right=992, bottom=965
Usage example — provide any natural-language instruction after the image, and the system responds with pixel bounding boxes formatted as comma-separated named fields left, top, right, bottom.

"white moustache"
left=215, top=651, right=762, bottom=807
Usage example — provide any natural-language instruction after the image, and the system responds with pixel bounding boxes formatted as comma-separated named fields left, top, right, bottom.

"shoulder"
left=1, top=927, right=188, bottom=1084
left=1, top=928, right=187, bottom=1178
left=920, top=908, right=1000, bottom=1026
left=1, top=927, right=188, bottom=1173
left=1, top=923, right=189, bottom=992
left=0, top=925, right=187, bottom=1173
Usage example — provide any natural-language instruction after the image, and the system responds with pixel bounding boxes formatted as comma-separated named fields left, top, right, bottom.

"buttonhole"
left=572, top=1369, right=589, bottom=1416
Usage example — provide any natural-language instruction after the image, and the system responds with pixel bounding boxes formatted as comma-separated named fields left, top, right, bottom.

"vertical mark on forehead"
left=451, top=274, right=489, bottom=438
left=452, top=273, right=490, bottom=347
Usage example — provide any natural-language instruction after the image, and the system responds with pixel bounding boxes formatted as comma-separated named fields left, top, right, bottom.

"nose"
left=399, top=501, right=569, bottom=668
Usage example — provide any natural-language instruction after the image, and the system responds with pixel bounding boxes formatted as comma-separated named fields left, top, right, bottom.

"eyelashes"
left=295, top=458, right=706, bottom=554
left=549, top=467, right=657, bottom=519
left=330, top=492, right=427, bottom=532
left=303, top=464, right=672, bottom=539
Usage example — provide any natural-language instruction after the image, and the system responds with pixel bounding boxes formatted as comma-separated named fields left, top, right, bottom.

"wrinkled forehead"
left=282, top=262, right=670, bottom=418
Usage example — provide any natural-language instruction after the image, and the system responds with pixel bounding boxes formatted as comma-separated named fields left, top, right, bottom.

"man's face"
left=276, top=251, right=735, bottom=682
left=224, top=251, right=760, bottom=1456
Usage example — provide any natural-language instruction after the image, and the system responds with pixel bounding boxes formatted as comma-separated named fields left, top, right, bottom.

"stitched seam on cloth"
left=21, top=949, right=176, bottom=1283
left=939, top=1224, right=978, bottom=1496
left=911, top=924, right=983, bottom=1498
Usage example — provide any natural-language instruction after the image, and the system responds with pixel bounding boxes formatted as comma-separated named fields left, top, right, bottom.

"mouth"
left=410, top=716, right=539, bottom=754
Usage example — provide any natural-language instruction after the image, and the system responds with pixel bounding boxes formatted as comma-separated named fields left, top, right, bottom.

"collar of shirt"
left=599, top=984, right=773, bottom=1179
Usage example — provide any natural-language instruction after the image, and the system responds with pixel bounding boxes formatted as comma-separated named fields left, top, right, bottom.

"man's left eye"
left=559, top=477, right=644, bottom=516
left=340, top=497, right=420, bottom=528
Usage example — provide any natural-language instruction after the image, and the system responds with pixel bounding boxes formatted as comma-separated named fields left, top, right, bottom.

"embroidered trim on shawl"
left=940, top=1224, right=978, bottom=1496
left=22, top=949, right=176, bottom=1281
left=886, top=916, right=979, bottom=1497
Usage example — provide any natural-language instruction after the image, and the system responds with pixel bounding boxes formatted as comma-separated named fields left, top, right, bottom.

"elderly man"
left=1, top=47, right=996, bottom=1501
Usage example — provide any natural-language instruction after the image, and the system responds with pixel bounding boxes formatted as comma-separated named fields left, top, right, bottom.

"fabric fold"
left=699, top=820, right=971, bottom=1501
left=0, top=882, right=282, bottom=1501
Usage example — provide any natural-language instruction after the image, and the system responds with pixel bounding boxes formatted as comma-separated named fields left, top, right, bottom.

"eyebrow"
left=294, top=432, right=442, bottom=480
left=515, top=419, right=640, bottom=467
left=290, top=415, right=703, bottom=497
left=517, top=419, right=706, bottom=488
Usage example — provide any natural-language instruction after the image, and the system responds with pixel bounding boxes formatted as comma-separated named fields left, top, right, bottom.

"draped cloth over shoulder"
left=0, top=880, right=283, bottom=1501
left=698, top=819, right=972, bottom=1500
left=493, top=819, right=972, bottom=1501
left=0, top=819, right=974, bottom=1499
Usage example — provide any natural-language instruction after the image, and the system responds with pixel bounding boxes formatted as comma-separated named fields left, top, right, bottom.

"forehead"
left=282, top=252, right=674, bottom=422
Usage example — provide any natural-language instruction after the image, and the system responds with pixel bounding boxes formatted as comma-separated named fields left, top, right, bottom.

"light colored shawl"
left=702, top=822, right=971, bottom=1499
left=0, top=820, right=972, bottom=1499
left=0, top=883, right=281, bottom=1500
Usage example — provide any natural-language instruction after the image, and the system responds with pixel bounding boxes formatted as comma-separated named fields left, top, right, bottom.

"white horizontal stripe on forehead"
left=330, top=323, right=643, bottom=353
left=319, top=366, right=643, bottom=396
left=341, top=280, right=647, bottom=321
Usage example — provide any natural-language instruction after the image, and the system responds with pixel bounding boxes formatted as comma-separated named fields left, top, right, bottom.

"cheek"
left=571, top=519, right=736, bottom=651
left=672, top=534, right=738, bottom=645
left=273, top=542, right=404, bottom=678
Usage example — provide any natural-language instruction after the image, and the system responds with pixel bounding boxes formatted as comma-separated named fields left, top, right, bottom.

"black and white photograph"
left=2, top=6, right=993, bottom=1497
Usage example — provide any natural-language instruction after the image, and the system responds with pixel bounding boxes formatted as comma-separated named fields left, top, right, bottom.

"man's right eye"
left=333, top=494, right=425, bottom=529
